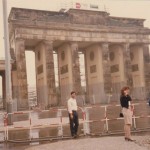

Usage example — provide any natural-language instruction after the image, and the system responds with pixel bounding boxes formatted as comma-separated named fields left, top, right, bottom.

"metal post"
left=57, top=109, right=63, bottom=137
left=2, top=0, right=13, bottom=124
left=105, top=106, right=109, bottom=132
left=82, top=108, right=87, bottom=135
left=84, top=107, right=90, bottom=135
left=132, top=104, right=136, bottom=130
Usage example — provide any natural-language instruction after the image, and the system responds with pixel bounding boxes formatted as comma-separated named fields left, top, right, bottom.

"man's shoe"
left=73, top=135, right=77, bottom=138
left=75, top=134, right=79, bottom=138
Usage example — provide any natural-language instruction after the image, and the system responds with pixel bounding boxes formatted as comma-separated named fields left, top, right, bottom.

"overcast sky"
left=0, top=0, right=150, bottom=57
left=0, top=0, right=150, bottom=95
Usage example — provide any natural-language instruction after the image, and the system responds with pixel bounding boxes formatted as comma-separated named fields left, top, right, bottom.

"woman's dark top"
left=120, top=95, right=132, bottom=109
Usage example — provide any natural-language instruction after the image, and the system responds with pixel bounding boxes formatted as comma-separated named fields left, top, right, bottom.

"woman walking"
left=120, top=86, right=135, bottom=141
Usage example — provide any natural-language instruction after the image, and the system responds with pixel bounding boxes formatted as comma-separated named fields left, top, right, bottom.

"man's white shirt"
left=67, top=98, right=77, bottom=114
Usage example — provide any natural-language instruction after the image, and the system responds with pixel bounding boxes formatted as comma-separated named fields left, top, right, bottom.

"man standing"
left=67, top=91, right=79, bottom=138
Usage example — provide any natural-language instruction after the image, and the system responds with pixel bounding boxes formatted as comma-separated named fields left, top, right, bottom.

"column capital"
left=70, top=42, right=78, bottom=45
left=15, top=38, right=25, bottom=45
left=42, top=40, right=53, bottom=52
left=70, top=42, right=78, bottom=51
left=42, top=40, right=53, bottom=45
left=123, top=43, right=130, bottom=50
left=101, top=43, right=109, bottom=49
left=70, top=42, right=79, bottom=56
left=15, top=38, right=25, bottom=54
left=15, top=38, right=25, bottom=43
left=101, top=42, right=109, bottom=46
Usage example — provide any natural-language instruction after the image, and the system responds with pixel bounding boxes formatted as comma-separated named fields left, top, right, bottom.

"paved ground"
left=25, top=136, right=150, bottom=150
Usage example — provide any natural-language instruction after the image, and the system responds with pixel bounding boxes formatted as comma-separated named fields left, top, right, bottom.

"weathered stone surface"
left=143, top=45, right=150, bottom=98
left=44, top=41, right=57, bottom=106
left=15, top=39, right=28, bottom=110
left=101, top=43, right=112, bottom=94
left=8, top=8, right=150, bottom=108
left=123, top=43, right=133, bottom=87
left=9, top=8, right=146, bottom=28
left=9, top=8, right=150, bottom=44
left=70, top=43, right=82, bottom=94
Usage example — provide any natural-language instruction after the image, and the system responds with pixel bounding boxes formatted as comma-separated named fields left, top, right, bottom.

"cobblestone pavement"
left=25, top=136, right=150, bottom=150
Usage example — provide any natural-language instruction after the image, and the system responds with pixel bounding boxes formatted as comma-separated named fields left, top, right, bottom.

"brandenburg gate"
left=7, top=8, right=150, bottom=110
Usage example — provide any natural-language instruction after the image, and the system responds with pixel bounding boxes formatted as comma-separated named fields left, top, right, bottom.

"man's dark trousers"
left=69, top=111, right=79, bottom=136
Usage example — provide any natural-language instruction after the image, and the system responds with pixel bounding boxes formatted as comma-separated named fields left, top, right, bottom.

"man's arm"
left=68, top=100, right=73, bottom=119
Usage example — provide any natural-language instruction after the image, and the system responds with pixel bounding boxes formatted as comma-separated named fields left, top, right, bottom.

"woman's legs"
left=124, top=124, right=128, bottom=138
left=126, top=124, right=131, bottom=139
left=124, top=124, right=135, bottom=141
left=123, top=108, right=133, bottom=140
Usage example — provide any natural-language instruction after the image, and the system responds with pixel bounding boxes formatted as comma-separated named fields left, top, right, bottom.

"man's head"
left=71, top=91, right=76, bottom=98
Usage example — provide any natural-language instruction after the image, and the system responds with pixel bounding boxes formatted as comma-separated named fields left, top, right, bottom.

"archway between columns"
left=25, top=51, right=37, bottom=108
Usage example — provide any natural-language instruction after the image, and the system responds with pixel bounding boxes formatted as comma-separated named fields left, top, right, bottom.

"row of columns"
left=11, top=39, right=150, bottom=110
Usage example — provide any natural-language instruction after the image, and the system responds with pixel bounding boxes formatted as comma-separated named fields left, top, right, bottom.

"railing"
left=0, top=101, right=150, bottom=143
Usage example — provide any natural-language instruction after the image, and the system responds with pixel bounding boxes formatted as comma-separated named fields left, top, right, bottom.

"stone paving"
left=25, top=136, right=150, bottom=150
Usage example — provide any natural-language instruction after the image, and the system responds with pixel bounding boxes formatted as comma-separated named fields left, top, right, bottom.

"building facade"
left=7, top=8, right=150, bottom=110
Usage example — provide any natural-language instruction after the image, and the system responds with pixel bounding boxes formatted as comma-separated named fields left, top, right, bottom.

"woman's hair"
left=121, top=86, right=130, bottom=95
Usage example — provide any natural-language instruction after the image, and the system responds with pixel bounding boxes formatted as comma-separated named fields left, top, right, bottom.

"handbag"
left=119, top=106, right=124, bottom=117
left=119, top=112, right=124, bottom=117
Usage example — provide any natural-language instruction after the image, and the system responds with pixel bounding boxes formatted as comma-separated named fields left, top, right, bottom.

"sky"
left=0, top=0, right=150, bottom=95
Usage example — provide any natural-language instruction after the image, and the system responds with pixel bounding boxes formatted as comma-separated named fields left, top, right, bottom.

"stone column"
left=43, top=40, right=57, bottom=107
left=123, top=43, right=133, bottom=87
left=70, top=42, right=82, bottom=93
left=129, top=44, right=146, bottom=99
left=57, top=42, right=81, bottom=105
left=15, top=39, right=28, bottom=110
left=109, top=44, right=124, bottom=102
left=2, top=73, right=6, bottom=109
left=143, top=44, right=150, bottom=98
left=101, top=43, right=112, bottom=94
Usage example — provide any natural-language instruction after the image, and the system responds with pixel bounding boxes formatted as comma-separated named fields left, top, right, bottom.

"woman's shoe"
left=125, top=138, right=136, bottom=142
left=125, top=137, right=128, bottom=141
left=127, top=138, right=136, bottom=142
